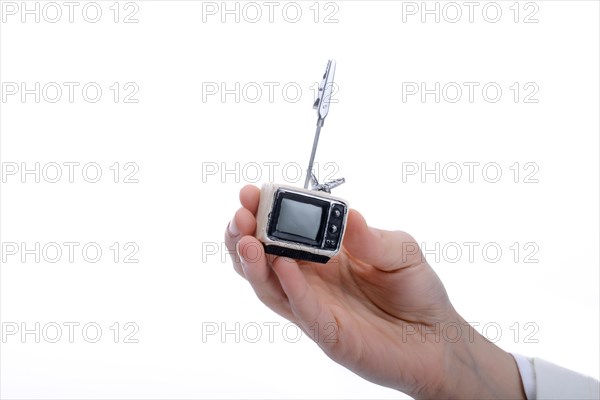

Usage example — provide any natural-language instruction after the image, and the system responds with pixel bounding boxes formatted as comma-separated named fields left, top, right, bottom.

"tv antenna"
left=304, top=59, right=345, bottom=193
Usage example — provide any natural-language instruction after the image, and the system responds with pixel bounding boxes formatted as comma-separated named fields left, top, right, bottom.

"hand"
left=225, top=185, right=525, bottom=399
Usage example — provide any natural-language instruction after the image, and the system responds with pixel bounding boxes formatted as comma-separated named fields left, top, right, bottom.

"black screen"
left=276, top=198, right=323, bottom=240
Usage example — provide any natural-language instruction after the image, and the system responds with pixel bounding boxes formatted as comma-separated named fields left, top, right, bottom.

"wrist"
left=427, top=314, right=526, bottom=400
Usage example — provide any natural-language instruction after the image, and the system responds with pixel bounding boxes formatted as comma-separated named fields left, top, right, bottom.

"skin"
left=224, top=185, right=526, bottom=399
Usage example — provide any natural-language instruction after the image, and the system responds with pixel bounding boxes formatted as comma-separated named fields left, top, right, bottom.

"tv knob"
left=329, top=224, right=338, bottom=234
left=333, top=209, right=341, bottom=218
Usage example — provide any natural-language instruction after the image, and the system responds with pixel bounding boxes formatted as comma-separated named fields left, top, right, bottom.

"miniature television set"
left=255, top=183, right=348, bottom=263
left=254, top=60, right=348, bottom=264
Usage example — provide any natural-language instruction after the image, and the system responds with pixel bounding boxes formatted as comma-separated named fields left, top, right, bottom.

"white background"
left=1, top=1, right=599, bottom=398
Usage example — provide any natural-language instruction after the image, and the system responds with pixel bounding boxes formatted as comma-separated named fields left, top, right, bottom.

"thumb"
left=342, top=209, right=425, bottom=271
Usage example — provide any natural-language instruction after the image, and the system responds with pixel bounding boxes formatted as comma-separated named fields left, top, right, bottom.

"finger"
left=270, top=257, right=337, bottom=347
left=224, top=207, right=257, bottom=278
left=240, top=185, right=260, bottom=216
left=342, top=209, right=425, bottom=271
left=237, top=236, right=294, bottom=320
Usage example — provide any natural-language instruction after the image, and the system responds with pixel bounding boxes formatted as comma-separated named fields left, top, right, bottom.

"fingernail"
left=228, top=218, right=240, bottom=237
left=236, top=242, right=246, bottom=266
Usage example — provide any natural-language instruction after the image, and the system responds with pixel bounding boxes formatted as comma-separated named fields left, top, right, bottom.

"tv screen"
left=276, top=198, right=323, bottom=241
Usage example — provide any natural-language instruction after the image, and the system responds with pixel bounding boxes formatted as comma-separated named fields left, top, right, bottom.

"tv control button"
left=325, top=239, right=337, bottom=247
left=333, top=209, right=341, bottom=218
left=329, top=224, right=338, bottom=234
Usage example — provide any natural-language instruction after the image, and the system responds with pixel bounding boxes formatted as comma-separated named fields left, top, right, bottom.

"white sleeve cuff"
left=512, top=353, right=536, bottom=400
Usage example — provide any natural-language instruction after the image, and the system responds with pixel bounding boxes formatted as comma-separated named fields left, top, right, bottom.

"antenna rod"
left=304, top=120, right=323, bottom=189
left=305, top=60, right=335, bottom=189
